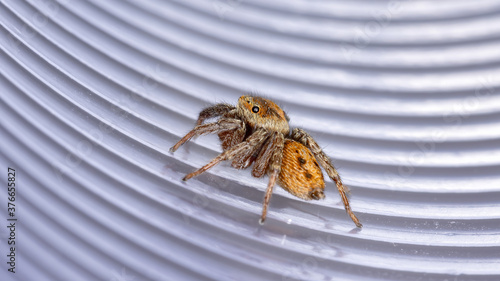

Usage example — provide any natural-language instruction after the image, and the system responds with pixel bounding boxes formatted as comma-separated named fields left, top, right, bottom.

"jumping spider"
left=170, top=95, right=362, bottom=227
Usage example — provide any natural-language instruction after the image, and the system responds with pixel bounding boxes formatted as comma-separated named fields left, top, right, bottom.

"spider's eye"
left=252, top=106, right=260, bottom=113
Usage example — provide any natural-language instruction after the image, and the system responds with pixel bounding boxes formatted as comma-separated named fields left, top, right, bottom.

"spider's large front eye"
left=252, top=106, right=260, bottom=113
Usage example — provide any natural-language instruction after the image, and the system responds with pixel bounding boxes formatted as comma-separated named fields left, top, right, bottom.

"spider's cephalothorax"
left=237, top=96, right=289, bottom=135
left=170, top=95, right=362, bottom=228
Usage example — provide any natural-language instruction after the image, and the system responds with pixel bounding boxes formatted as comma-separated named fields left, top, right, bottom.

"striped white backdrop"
left=1, top=0, right=500, bottom=280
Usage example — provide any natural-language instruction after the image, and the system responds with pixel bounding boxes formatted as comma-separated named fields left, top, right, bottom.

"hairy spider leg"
left=251, top=134, right=276, bottom=178
left=170, top=119, right=242, bottom=153
left=291, top=128, right=362, bottom=228
left=196, top=103, right=236, bottom=126
left=182, top=129, right=269, bottom=181
left=231, top=132, right=268, bottom=169
left=259, top=132, right=284, bottom=224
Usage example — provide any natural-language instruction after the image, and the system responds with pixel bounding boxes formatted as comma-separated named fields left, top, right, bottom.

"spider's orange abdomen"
left=278, top=140, right=325, bottom=200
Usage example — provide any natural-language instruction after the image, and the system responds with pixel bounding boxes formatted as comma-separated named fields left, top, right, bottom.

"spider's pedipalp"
left=182, top=129, right=269, bottom=181
left=170, top=118, right=243, bottom=153
left=291, top=128, right=362, bottom=228
left=231, top=133, right=268, bottom=169
left=170, top=95, right=363, bottom=227
left=252, top=132, right=279, bottom=178
left=219, top=126, right=246, bottom=152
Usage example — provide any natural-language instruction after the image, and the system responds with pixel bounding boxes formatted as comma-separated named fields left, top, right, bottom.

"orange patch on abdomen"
left=278, top=140, right=325, bottom=200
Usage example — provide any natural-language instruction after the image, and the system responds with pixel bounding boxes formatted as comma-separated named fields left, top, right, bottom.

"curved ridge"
left=1, top=0, right=499, bottom=280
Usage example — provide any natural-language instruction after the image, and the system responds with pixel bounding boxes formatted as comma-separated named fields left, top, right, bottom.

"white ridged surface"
left=1, top=0, right=500, bottom=280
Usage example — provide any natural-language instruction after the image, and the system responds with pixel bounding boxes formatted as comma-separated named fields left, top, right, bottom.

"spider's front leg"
left=196, top=103, right=235, bottom=125
left=291, top=128, right=362, bottom=228
left=255, top=132, right=285, bottom=224
left=182, top=129, right=269, bottom=181
left=170, top=118, right=242, bottom=153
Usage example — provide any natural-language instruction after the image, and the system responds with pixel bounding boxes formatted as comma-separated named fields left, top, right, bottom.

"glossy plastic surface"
left=1, top=0, right=500, bottom=280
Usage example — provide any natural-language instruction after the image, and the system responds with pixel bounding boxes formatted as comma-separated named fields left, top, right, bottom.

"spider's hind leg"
left=291, top=128, right=362, bottom=228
